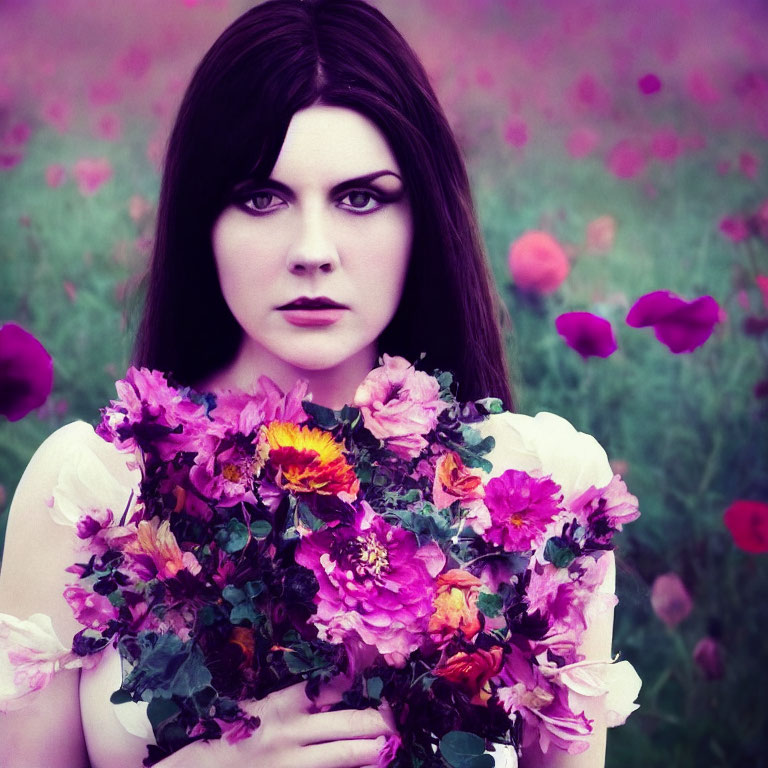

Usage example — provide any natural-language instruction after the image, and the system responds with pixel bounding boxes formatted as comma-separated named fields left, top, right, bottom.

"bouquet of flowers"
left=61, top=355, right=640, bottom=767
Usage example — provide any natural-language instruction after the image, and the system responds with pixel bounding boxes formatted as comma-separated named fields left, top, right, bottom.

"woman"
left=0, top=1, right=619, bottom=766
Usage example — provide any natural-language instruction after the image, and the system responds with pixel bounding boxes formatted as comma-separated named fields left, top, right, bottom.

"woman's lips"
left=279, top=307, right=347, bottom=327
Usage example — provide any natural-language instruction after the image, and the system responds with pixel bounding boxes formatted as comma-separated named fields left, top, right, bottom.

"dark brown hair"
left=134, top=0, right=513, bottom=409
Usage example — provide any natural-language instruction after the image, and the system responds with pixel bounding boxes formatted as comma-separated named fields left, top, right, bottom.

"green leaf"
left=229, top=603, right=259, bottom=625
left=302, top=400, right=338, bottom=428
left=146, top=697, right=180, bottom=731
left=222, top=585, right=246, bottom=605
left=215, top=519, right=249, bottom=553
left=169, top=644, right=212, bottom=697
left=438, top=731, right=494, bottom=768
left=477, top=590, right=503, bottom=618
left=249, top=519, right=272, bottom=539
left=366, top=676, right=384, bottom=702
left=543, top=537, right=578, bottom=568
left=109, top=688, right=132, bottom=705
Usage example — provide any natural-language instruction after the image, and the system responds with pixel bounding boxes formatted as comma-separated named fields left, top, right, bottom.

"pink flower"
left=626, top=291, right=720, bottom=353
left=508, top=231, right=570, bottom=294
left=719, top=216, right=750, bottom=242
left=0, top=323, right=54, bottom=422
left=756, top=275, right=768, bottom=310
left=497, top=646, right=592, bottom=755
left=565, top=126, right=599, bottom=159
left=723, top=499, right=768, bottom=554
left=45, top=164, right=67, bottom=188
left=63, top=585, right=117, bottom=632
left=606, top=139, right=646, bottom=179
left=41, top=98, right=72, bottom=133
left=555, top=312, right=617, bottom=359
left=650, top=572, right=692, bottom=628
left=0, top=613, right=89, bottom=712
left=353, top=355, right=448, bottom=460
left=638, top=73, right=662, bottom=95
left=650, top=130, right=681, bottom=163
left=295, top=502, right=445, bottom=665
left=483, top=470, right=562, bottom=551
left=93, top=113, right=122, bottom=142
left=504, top=118, right=528, bottom=148
left=72, top=157, right=113, bottom=196
left=739, top=152, right=759, bottom=179
left=569, top=475, right=640, bottom=542
left=585, top=215, right=616, bottom=253
left=692, top=637, right=724, bottom=680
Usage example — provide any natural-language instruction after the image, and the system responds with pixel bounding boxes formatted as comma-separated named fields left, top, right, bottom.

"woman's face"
left=211, top=105, right=413, bottom=380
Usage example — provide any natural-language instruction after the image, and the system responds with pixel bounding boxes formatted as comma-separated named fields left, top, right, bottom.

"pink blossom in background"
left=0, top=151, right=23, bottom=170
left=565, top=126, right=599, bottom=158
left=555, top=312, right=618, bottom=359
left=638, top=73, right=662, bottom=94
left=650, top=572, right=692, bottom=628
left=118, top=45, right=152, bottom=79
left=62, top=281, right=77, bottom=303
left=45, top=164, right=67, bottom=188
left=6, top=122, right=31, bottom=146
left=508, top=230, right=570, bottom=293
left=504, top=118, right=528, bottom=148
left=650, top=130, right=681, bottom=163
left=93, top=113, right=122, bottom=142
left=756, top=275, right=768, bottom=309
left=585, top=215, right=616, bottom=252
left=692, top=637, right=724, bottom=680
left=72, top=157, right=113, bottom=196
left=626, top=291, right=720, bottom=353
left=41, top=98, right=72, bottom=133
left=754, top=200, right=768, bottom=241
left=687, top=70, right=721, bottom=105
left=0, top=323, right=54, bottom=422
left=723, top=500, right=768, bottom=554
left=719, top=216, right=749, bottom=242
left=739, top=152, right=759, bottom=179
left=128, top=194, right=153, bottom=223
left=607, top=139, right=646, bottom=179
left=88, top=78, right=122, bottom=107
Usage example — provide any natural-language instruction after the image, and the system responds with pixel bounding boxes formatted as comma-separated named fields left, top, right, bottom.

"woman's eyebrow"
left=263, top=170, right=403, bottom=199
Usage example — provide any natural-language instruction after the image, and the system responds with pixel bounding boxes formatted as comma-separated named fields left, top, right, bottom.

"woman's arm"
left=0, top=423, right=95, bottom=767
left=519, top=551, right=616, bottom=768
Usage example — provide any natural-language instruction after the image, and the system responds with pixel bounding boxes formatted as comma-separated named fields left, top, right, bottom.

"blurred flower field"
left=1, top=1, right=767, bottom=765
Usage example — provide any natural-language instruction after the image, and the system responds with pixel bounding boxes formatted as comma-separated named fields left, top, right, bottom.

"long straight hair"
left=134, top=0, right=513, bottom=409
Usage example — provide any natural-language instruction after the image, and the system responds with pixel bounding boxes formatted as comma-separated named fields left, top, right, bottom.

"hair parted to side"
left=134, top=0, right=513, bottom=409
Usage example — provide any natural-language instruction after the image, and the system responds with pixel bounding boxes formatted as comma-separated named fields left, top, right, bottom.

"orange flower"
left=229, top=627, right=256, bottom=667
left=261, top=421, right=360, bottom=497
left=433, top=452, right=484, bottom=510
left=133, top=518, right=201, bottom=579
left=435, top=646, right=504, bottom=706
left=428, top=569, right=483, bottom=645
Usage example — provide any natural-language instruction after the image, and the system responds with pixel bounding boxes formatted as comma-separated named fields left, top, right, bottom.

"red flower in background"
left=723, top=500, right=768, bottom=553
left=626, top=291, right=720, bottom=353
left=0, top=323, right=54, bottom=422
left=508, top=231, right=570, bottom=294
left=555, top=312, right=617, bottom=358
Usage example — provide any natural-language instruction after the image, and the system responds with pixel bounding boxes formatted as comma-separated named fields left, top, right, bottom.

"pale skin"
left=0, top=105, right=614, bottom=767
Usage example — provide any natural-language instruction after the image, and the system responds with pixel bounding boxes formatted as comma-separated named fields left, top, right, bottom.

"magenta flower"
left=650, top=572, right=692, bottom=628
left=483, top=470, right=562, bottom=552
left=353, top=355, right=448, bottom=459
left=555, top=312, right=617, bottom=359
left=72, top=157, right=113, bottom=196
left=295, top=502, right=445, bottom=665
left=719, top=216, right=750, bottom=242
left=0, top=323, right=54, bottom=422
left=626, top=291, right=720, bottom=353
left=638, top=73, right=662, bottom=95
left=692, top=636, right=724, bottom=680
left=569, top=475, right=640, bottom=541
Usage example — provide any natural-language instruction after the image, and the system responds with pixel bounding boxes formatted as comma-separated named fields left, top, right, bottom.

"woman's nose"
left=286, top=209, right=339, bottom=275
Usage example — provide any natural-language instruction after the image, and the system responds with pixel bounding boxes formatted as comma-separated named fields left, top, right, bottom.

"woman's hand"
left=160, top=677, right=395, bottom=768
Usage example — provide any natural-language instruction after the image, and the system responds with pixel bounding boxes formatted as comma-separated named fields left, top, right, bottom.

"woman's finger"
left=300, top=735, right=387, bottom=768
left=297, top=707, right=393, bottom=745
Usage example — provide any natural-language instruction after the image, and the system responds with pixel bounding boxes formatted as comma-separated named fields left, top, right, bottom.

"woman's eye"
left=339, top=190, right=381, bottom=213
left=242, top=191, right=284, bottom=213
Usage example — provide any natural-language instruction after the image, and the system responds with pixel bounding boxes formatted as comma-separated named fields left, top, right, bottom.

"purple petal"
left=626, top=292, right=720, bottom=353
left=555, top=312, right=617, bottom=359
left=0, top=323, right=54, bottom=421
